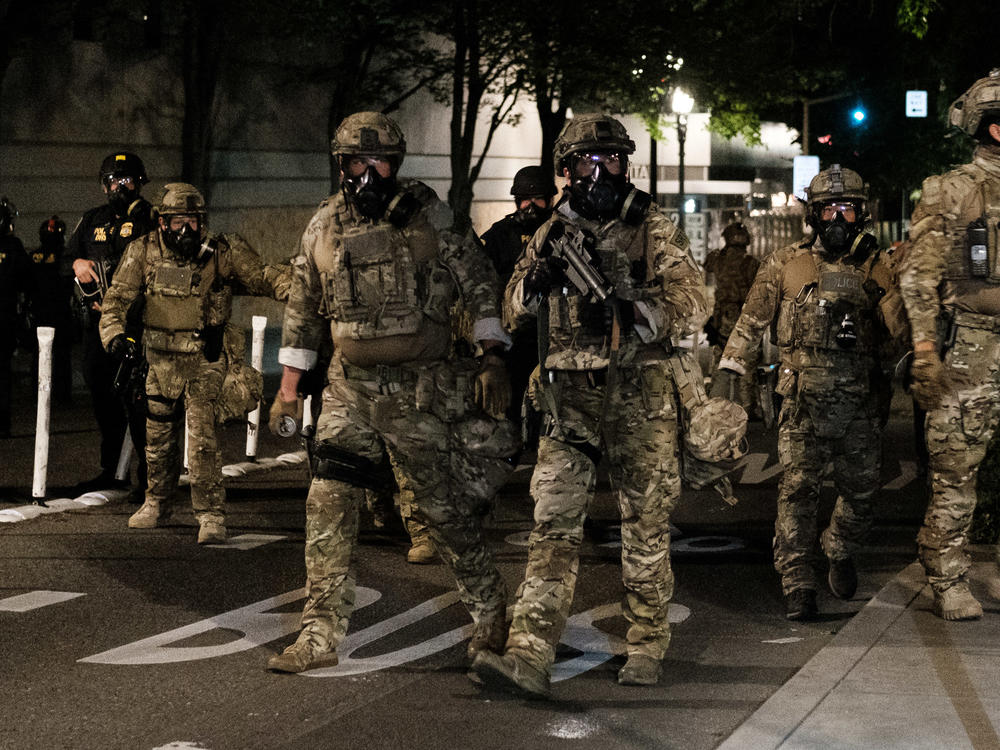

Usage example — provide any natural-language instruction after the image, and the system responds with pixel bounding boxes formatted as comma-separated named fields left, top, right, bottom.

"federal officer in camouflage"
left=471, top=114, right=706, bottom=696
left=99, top=183, right=290, bottom=544
left=899, top=70, right=1000, bottom=621
left=266, top=112, right=513, bottom=674
left=705, top=222, right=760, bottom=413
left=714, top=165, right=897, bottom=620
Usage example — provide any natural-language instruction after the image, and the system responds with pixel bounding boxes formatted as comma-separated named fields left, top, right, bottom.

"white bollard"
left=246, top=315, right=267, bottom=459
left=115, top=426, right=132, bottom=482
left=302, top=394, right=314, bottom=431
left=32, top=327, right=56, bottom=500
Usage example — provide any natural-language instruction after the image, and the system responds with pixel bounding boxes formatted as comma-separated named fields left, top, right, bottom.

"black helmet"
left=722, top=222, right=752, bottom=247
left=99, top=151, right=148, bottom=187
left=510, top=166, right=557, bottom=198
left=39, top=216, right=66, bottom=245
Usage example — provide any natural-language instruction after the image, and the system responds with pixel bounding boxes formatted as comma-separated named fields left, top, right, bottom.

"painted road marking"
left=202, top=534, right=287, bottom=551
left=0, top=590, right=86, bottom=612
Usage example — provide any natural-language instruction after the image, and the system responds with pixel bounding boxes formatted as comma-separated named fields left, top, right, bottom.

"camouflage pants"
left=775, top=396, right=881, bottom=595
left=506, top=364, right=680, bottom=672
left=919, top=324, right=1000, bottom=592
left=144, top=351, right=226, bottom=523
left=298, top=365, right=511, bottom=651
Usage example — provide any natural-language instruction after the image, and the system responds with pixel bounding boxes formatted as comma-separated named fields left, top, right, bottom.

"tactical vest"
left=316, top=201, right=453, bottom=340
left=776, top=251, right=880, bottom=370
left=546, top=219, right=645, bottom=357
left=934, top=163, right=1000, bottom=283
left=142, top=234, right=231, bottom=353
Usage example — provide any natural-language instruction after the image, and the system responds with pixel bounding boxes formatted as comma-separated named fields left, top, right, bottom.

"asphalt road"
left=1, top=371, right=927, bottom=750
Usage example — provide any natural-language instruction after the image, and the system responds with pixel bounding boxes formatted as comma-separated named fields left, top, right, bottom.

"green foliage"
left=706, top=101, right=764, bottom=147
left=896, top=0, right=939, bottom=39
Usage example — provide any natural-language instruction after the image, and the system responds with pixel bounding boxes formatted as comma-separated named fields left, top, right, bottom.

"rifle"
left=112, top=341, right=148, bottom=410
left=542, top=222, right=614, bottom=302
left=73, top=259, right=110, bottom=317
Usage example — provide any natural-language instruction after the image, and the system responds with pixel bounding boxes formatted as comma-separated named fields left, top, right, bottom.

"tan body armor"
left=140, top=234, right=231, bottom=353
left=923, top=162, right=1000, bottom=316
left=314, top=199, right=456, bottom=367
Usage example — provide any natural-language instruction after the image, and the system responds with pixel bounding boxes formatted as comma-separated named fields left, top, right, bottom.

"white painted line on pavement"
left=0, top=590, right=86, bottom=612
left=151, top=743, right=210, bottom=750
left=203, top=533, right=287, bottom=551
left=762, top=637, right=804, bottom=644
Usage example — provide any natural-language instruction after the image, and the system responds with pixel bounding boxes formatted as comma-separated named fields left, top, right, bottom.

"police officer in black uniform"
left=69, top=152, right=155, bottom=492
left=0, top=196, right=32, bottom=438
left=479, top=166, right=557, bottom=430
left=29, top=217, right=75, bottom=406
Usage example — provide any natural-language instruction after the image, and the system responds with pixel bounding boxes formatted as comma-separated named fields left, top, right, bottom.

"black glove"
left=523, top=255, right=569, bottom=301
left=709, top=368, right=738, bottom=400
left=704, top=318, right=722, bottom=347
left=108, top=334, right=137, bottom=362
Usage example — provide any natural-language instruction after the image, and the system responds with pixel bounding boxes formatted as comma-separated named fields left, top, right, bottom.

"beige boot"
left=128, top=501, right=165, bottom=529
left=407, top=534, right=437, bottom=564
left=932, top=582, right=983, bottom=621
left=267, top=630, right=339, bottom=673
left=471, top=649, right=550, bottom=699
left=197, top=519, right=227, bottom=545
left=618, top=653, right=663, bottom=686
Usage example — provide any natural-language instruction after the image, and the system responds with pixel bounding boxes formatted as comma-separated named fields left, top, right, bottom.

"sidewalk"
left=719, top=558, right=1000, bottom=750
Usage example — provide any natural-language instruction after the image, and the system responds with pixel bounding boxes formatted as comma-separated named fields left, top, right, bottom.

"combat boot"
left=197, top=519, right=227, bottom=545
left=466, top=608, right=508, bottom=661
left=128, top=500, right=169, bottom=529
left=618, top=653, right=663, bottom=686
left=267, top=631, right=339, bottom=673
left=785, top=588, right=818, bottom=621
left=406, top=534, right=437, bottom=564
left=472, top=649, right=550, bottom=700
left=932, top=582, right=983, bottom=621
left=827, top=556, right=858, bottom=600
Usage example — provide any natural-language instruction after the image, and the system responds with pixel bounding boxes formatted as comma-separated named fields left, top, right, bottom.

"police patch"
left=120, top=222, right=133, bottom=238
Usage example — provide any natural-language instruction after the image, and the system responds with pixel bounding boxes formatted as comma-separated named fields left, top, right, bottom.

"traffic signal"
left=850, top=105, right=867, bottom=125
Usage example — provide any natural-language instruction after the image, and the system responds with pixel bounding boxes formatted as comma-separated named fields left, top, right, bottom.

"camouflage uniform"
left=498, top=196, right=705, bottom=680
left=705, top=228, right=760, bottom=410
left=720, top=203, right=895, bottom=599
left=900, top=125, right=1000, bottom=603
left=100, top=187, right=289, bottom=540
left=277, top=176, right=513, bottom=661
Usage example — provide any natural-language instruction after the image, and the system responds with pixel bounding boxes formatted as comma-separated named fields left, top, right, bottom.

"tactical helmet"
left=39, top=215, right=66, bottom=245
left=0, top=195, right=16, bottom=235
left=805, top=164, right=867, bottom=207
left=722, top=222, right=752, bottom=246
left=949, top=69, right=1000, bottom=138
left=331, top=112, right=406, bottom=164
left=155, top=182, right=207, bottom=217
left=553, top=114, right=636, bottom=169
left=685, top=398, right=748, bottom=463
left=510, top=166, right=557, bottom=197
left=99, top=151, right=148, bottom=187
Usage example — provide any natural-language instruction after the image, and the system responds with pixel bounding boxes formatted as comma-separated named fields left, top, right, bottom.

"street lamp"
left=671, top=87, right=694, bottom=232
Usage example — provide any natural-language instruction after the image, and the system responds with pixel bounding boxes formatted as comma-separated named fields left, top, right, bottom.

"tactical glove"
left=910, top=349, right=948, bottom=410
left=475, top=353, right=511, bottom=420
left=268, top=393, right=304, bottom=437
left=709, top=368, right=738, bottom=401
left=523, top=255, right=569, bottom=301
left=108, top=334, right=137, bottom=362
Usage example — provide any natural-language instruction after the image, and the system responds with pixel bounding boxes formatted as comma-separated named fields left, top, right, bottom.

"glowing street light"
left=671, top=87, right=694, bottom=232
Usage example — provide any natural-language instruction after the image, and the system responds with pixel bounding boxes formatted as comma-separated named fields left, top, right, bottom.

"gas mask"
left=108, top=184, right=137, bottom=217
left=815, top=201, right=864, bottom=256
left=568, top=164, right=625, bottom=221
left=514, top=202, right=552, bottom=233
left=162, top=221, right=203, bottom=259
left=344, top=161, right=398, bottom=221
